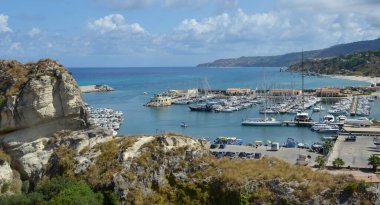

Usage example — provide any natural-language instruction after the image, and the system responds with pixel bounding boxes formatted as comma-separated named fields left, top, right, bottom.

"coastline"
left=322, top=74, right=380, bottom=85
left=80, top=85, right=114, bottom=93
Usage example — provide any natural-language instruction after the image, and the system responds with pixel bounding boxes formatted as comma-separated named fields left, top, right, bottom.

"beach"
left=323, top=74, right=380, bottom=85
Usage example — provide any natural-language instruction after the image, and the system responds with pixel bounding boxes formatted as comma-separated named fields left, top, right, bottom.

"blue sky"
left=1, top=0, right=380, bottom=67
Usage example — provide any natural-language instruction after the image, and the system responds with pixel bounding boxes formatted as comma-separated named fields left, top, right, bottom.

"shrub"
left=47, top=182, right=103, bottom=205
left=1, top=182, right=10, bottom=193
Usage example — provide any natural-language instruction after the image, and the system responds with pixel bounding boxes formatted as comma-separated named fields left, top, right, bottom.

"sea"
left=69, top=67, right=379, bottom=145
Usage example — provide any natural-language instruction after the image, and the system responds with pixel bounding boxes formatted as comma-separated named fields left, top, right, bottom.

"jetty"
left=349, top=96, right=358, bottom=116
left=282, top=121, right=316, bottom=127
left=80, top=84, right=114, bottom=93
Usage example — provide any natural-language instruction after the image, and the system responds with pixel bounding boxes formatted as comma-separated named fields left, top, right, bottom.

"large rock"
left=0, top=59, right=88, bottom=139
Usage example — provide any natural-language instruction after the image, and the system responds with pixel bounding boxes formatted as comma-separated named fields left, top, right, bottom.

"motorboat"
left=323, top=115, right=335, bottom=123
left=294, top=112, right=311, bottom=122
left=189, top=103, right=213, bottom=112
left=241, top=117, right=282, bottom=126
left=180, top=122, right=188, bottom=127
left=345, top=117, right=373, bottom=127
left=316, top=124, right=339, bottom=133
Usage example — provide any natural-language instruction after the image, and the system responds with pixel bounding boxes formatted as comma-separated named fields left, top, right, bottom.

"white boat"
left=336, top=115, right=347, bottom=123
left=345, top=117, right=373, bottom=127
left=294, top=112, right=311, bottom=122
left=323, top=115, right=335, bottom=123
left=241, top=117, right=282, bottom=126
left=316, top=125, right=339, bottom=133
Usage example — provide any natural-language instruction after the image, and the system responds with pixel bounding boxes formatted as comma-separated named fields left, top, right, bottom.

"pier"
left=80, top=84, right=114, bottom=93
left=350, top=96, right=358, bottom=116
left=282, top=121, right=316, bottom=127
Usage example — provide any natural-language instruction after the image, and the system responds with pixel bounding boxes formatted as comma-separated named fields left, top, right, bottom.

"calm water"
left=69, top=67, right=376, bottom=145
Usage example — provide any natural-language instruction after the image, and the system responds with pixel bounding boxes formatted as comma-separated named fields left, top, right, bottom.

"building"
left=145, top=94, right=172, bottom=107
left=271, top=89, right=302, bottom=96
left=166, top=89, right=198, bottom=98
left=226, top=88, right=252, bottom=96
left=316, top=88, right=341, bottom=97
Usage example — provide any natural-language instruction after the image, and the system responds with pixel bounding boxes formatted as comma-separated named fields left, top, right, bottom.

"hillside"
left=288, top=50, right=380, bottom=77
left=197, top=38, right=380, bottom=67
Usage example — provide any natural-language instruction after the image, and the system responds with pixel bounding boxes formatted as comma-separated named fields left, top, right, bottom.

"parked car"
left=219, top=144, right=225, bottom=149
left=210, top=144, right=219, bottom=149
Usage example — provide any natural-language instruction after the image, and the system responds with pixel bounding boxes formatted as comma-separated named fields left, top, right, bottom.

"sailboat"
left=242, top=77, right=281, bottom=126
left=294, top=49, right=312, bottom=123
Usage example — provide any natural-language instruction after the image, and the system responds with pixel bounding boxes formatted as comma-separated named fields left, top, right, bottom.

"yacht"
left=189, top=103, right=213, bottom=112
left=294, top=112, right=311, bottom=122
left=241, top=117, right=282, bottom=126
left=323, top=115, right=335, bottom=123
left=345, top=117, right=373, bottom=127
left=316, top=124, right=339, bottom=133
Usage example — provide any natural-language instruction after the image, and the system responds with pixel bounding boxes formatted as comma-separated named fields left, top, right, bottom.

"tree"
left=333, top=158, right=345, bottom=169
left=315, top=156, right=326, bottom=168
left=368, top=155, right=380, bottom=172
left=322, top=141, right=334, bottom=155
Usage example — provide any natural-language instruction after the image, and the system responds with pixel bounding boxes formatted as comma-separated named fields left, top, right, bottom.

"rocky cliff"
left=0, top=59, right=88, bottom=138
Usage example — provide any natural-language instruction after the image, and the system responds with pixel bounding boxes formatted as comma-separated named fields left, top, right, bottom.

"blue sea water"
left=69, top=67, right=375, bottom=145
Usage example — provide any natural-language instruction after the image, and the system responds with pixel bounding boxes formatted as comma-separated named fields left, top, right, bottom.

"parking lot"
left=327, top=135, right=380, bottom=168
left=210, top=144, right=322, bottom=166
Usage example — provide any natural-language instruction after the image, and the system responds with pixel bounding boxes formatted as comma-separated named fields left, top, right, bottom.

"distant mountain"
left=197, top=38, right=380, bottom=67
left=288, top=50, right=380, bottom=77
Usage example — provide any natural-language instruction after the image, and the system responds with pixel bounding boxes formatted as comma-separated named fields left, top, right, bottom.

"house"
left=316, top=88, right=341, bottom=97
left=271, top=89, right=302, bottom=96
left=226, top=88, right=251, bottom=96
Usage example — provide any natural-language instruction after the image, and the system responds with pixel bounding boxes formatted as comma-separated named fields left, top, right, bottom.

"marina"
left=85, top=105, right=124, bottom=135
left=71, top=67, right=377, bottom=145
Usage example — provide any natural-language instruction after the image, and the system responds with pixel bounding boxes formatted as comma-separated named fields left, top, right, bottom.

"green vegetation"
left=315, top=156, right=326, bottom=168
left=322, top=141, right=334, bottom=155
left=289, top=50, right=380, bottom=76
left=0, top=177, right=103, bottom=205
left=368, top=155, right=380, bottom=172
left=333, top=158, right=345, bottom=169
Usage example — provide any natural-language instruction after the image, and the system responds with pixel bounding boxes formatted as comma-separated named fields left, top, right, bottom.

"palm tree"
left=315, top=156, right=326, bottom=168
left=333, top=158, right=345, bottom=169
left=322, top=141, right=334, bottom=155
left=368, top=155, right=380, bottom=172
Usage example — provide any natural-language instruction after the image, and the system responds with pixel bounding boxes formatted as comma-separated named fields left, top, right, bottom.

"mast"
left=301, top=49, right=304, bottom=111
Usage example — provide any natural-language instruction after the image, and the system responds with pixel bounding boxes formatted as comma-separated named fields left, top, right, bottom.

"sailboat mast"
left=301, top=49, right=304, bottom=111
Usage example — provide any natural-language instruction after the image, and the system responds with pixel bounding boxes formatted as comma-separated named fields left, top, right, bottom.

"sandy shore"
left=322, top=74, right=380, bottom=85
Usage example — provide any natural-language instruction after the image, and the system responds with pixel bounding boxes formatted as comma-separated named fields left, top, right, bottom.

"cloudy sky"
left=1, top=0, right=379, bottom=67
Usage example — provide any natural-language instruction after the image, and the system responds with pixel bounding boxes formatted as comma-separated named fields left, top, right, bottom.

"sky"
left=0, top=0, right=380, bottom=67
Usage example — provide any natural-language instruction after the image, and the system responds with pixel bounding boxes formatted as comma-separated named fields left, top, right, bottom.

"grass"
left=0, top=150, right=11, bottom=164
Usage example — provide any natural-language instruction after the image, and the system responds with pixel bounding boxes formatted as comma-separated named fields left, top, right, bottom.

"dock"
left=80, top=85, right=114, bottom=93
left=279, top=103, right=297, bottom=114
left=349, top=96, right=358, bottom=116
left=340, top=126, right=380, bottom=136
left=282, top=121, right=316, bottom=127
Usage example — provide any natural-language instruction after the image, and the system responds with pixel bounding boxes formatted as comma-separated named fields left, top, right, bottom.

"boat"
left=284, top=137, right=297, bottom=148
left=345, top=117, right=373, bottom=127
left=241, top=117, right=282, bottom=126
left=189, top=103, right=213, bottom=112
left=323, top=115, right=335, bottom=123
left=316, top=124, right=339, bottom=133
left=294, top=112, right=312, bottom=122
left=180, top=122, right=188, bottom=127
left=336, top=115, right=347, bottom=123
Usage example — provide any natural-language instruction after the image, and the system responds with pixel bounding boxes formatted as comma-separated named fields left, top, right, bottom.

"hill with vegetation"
left=288, top=50, right=380, bottom=76
left=197, top=38, right=380, bottom=67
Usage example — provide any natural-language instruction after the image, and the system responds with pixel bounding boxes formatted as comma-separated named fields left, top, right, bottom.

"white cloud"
left=93, top=0, right=238, bottom=9
left=88, top=14, right=145, bottom=34
left=28, top=27, right=41, bottom=37
left=0, top=14, right=12, bottom=33
left=10, top=42, right=21, bottom=50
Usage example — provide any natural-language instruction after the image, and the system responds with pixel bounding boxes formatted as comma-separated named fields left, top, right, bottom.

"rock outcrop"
left=0, top=59, right=88, bottom=138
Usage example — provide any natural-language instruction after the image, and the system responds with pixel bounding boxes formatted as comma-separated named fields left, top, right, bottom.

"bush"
left=47, top=182, right=103, bottom=205
left=0, top=192, right=44, bottom=205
